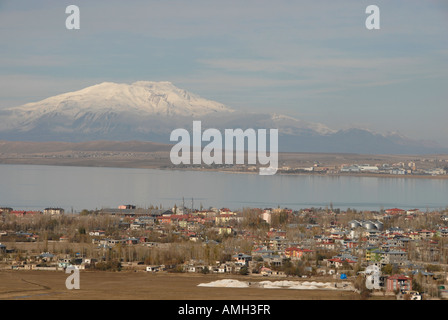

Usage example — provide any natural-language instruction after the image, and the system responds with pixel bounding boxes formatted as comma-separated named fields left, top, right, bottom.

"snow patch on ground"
left=197, top=279, right=340, bottom=290
left=197, top=279, right=250, bottom=288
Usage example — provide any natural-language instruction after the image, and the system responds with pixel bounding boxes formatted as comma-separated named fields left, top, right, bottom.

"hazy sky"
left=1, top=0, right=447, bottom=145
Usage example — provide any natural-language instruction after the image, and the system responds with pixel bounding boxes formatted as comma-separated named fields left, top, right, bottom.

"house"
left=439, top=228, right=448, bottom=238
left=330, top=231, right=346, bottom=241
left=317, top=240, right=337, bottom=250
left=417, top=229, right=434, bottom=239
left=184, top=264, right=207, bottom=273
left=260, top=210, right=272, bottom=224
left=269, top=236, right=288, bottom=251
left=390, top=168, right=406, bottom=175
left=10, top=210, right=41, bottom=217
left=261, top=254, right=283, bottom=268
left=382, top=250, right=409, bottom=267
left=260, top=267, right=273, bottom=276
left=185, top=265, right=197, bottom=273
left=158, top=214, right=190, bottom=225
left=58, top=258, right=72, bottom=269
left=215, top=214, right=236, bottom=225
left=130, top=222, right=146, bottom=230
left=344, top=240, right=359, bottom=249
left=284, top=247, right=313, bottom=260
left=118, top=204, right=136, bottom=209
left=326, top=258, right=357, bottom=269
left=44, top=207, right=64, bottom=215
left=386, top=227, right=404, bottom=235
left=11, top=210, right=26, bottom=217
left=359, top=165, right=379, bottom=172
left=146, top=265, right=161, bottom=272
left=99, top=238, right=126, bottom=246
left=386, top=275, right=412, bottom=292
left=385, top=208, right=406, bottom=215
left=341, top=165, right=361, bottom=173
left=383, top=237, right=410, bottom=248
left=217, top=226, right=234, bottom=235
left=233, top=253, right=252, bottom=266
left=267, top=229, right=287, bottom=238
left=157, top=215, right=172, bottom=224
left=89, top=230, right=106, bottom=237
left=251, top=247, right=275, bottom=257
left=367, top=248, right=409, bottom=266
left=217, top=264, right=232, bottom=273
left=186, top=231, right=199, bottom=242
left=39, top=252, right=56, bottom=262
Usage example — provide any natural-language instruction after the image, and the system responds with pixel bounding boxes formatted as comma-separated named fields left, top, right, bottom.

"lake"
left=1, top=164, right=447, bottom=212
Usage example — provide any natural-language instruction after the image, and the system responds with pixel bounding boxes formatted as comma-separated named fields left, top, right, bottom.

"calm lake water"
left=1, top=164, right=448, bottom=212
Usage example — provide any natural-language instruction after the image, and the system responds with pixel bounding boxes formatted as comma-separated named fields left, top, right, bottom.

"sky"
left=1, top=0, right=448, bottom=146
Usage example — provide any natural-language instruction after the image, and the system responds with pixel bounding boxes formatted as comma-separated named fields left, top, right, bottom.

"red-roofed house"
left=327, top=258, right=357, bottom=269
left=386, top=275, right=412, bottom=292
left=406, top=209, right=420, bottom=215
left=385, top=208, right=406, bottom=215
left=11, top=211, right=26, bottom=217
left=285, top=247, right=313, bottom=259
left=10, top=210, right=41, bottom=217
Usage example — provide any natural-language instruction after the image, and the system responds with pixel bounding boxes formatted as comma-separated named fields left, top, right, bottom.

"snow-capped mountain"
left=0, top=81, right=445, bottom=154
left=0, top=81, right=237, bottom=140
left=0, top=80, right=330, bottom=141
left=4, top=81, right=232, bottom=127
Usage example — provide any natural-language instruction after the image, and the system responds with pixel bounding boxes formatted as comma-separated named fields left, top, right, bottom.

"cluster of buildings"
left=1, top=203, right=448, bottom=298
left=339, top=163, right=447, bottom=176
left=0, top=207, right=65, bottom=217
left=275, top=160, right=447, bottom=176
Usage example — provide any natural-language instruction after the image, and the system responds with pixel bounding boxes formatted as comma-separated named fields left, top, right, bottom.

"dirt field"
left=0, top=270, right=365, bottom=300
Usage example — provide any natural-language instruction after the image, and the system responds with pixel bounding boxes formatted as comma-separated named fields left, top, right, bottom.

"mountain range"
left=0, top=81, right=445, bottom=154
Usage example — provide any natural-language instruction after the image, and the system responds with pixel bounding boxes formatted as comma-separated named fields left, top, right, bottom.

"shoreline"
left=1, top=159, right=447, bottom=179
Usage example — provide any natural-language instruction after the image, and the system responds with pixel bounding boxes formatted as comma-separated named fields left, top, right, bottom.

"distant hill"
left=0, top=140, right=172, bottom=154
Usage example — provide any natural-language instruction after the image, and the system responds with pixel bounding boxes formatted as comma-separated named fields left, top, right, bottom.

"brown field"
left=0, top=270, right=369, bottom=300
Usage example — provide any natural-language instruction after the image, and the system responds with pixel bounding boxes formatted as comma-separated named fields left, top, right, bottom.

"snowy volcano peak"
left=10, top=81, right=234, bottom=118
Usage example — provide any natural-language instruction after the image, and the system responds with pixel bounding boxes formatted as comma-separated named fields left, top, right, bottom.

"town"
left=167, top=154, right=448, bottom=177
left=1, top=202, right=448, bottom=300
left=211, top=159, right=448, bottom=176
